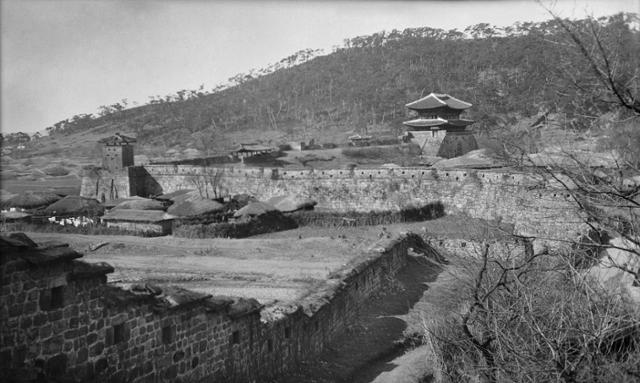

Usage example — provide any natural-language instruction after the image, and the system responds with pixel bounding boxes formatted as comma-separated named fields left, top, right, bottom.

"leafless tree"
left=190, top=167, right=227, bottom=199
left=426, top=242, right=640, bottom=383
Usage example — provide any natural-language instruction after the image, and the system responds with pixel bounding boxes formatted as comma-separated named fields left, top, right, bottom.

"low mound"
left=167, top=197, right=225, bottom=217
left=266, top=195, right=317, bottom=213
left=114, top=198, right=165, bottom=211
left=43, top=165, right=70, bottom=176
left=44, top=196, right=104, bottom=216
left=2, top=191, right=61, bottom=209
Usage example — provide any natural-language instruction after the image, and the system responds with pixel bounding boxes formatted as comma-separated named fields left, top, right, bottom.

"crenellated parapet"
left=80, top=164, right=586, bottom=241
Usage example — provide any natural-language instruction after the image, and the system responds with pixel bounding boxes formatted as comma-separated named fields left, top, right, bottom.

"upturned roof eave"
left=406, top=93, right=472, bottom=111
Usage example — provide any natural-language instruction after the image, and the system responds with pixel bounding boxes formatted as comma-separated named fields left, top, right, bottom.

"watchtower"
left=98, top=133, right=136, bottom=171
left=402, top=93, right=477, bottom=158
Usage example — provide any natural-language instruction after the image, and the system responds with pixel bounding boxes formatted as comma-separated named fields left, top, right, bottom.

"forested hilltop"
left=4, top=13, right=638, bottom=155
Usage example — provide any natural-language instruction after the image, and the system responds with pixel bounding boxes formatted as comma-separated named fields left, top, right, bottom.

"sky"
left=1, top=0, right=638, bottom=135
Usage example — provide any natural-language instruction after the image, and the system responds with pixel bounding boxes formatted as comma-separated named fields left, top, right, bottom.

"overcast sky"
left=1, top=0, right=638, bottom=135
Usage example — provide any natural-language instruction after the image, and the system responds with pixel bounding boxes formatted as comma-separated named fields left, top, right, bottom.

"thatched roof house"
left=1, top=191, right=61, bottom=210
left=101, top=209, right=175, bottom=235
left=0, top=211, right=32, bottom=222
left=44, top=196, right=104, bottom=217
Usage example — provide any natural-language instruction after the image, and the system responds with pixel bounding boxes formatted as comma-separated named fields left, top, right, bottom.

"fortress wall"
left=423, top=235, right=528, bottom=259
left=2, top=233, right=414, bottom=382
left=139, top=165, right=584, bottom=241
left=79, top=169, right=132, bottom=202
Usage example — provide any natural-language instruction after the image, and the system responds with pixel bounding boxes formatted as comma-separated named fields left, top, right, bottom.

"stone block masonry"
left=1, top=231, right=422, bottom=382
left=81, top=165, right=586, bottom=242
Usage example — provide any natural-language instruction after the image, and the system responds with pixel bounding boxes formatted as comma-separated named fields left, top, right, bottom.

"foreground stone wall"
left=133, top=165, right=583, bottom=241
left=1, top=233, right=416, bottom=382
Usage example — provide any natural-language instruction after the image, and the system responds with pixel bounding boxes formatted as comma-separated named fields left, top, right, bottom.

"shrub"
left=289, top=202, right=445, bottom=227
left=425, top=246, right=640, bottom=383
left=173, top=211, right=297, bottom=238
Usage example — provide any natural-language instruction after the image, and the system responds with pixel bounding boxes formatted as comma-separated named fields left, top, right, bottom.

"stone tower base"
left=437, top=132, right=478, bottom=158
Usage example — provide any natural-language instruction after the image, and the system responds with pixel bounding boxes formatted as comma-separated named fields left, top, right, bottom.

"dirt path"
left=277, top=254, right=441, bottom=383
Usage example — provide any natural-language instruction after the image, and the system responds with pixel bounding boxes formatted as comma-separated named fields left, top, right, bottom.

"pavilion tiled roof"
left=406, top=93, right=472, bottom=111
left=445, top=119, right=475, bottom=127
left=402, top=117, right=448, bottom=128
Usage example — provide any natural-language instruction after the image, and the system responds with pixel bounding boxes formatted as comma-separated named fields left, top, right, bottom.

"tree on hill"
left=425, top=13, right=640, bottom=382
left=33, top=14, right=637, bottom=154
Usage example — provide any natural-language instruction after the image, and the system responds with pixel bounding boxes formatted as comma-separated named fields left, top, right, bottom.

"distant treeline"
left=31, top=14, right=638, bottom=152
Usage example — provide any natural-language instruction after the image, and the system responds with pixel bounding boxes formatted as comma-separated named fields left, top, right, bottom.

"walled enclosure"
left=1, top=231, right=424, bottom=382
left=81, top=165, right=585, bottom=242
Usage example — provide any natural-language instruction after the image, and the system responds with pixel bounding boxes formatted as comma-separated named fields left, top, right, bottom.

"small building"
left=402, top=93, right=478, bottom=158
left=98, top=133, right=136, bottom=171
left=233, top=143, right=276, bottom=161
left=347, top=134, right=372, bottom=147
left=100, top=209, right=174, bottom=235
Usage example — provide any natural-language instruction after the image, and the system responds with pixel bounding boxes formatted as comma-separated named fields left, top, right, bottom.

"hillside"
left=4, top=13, right=639, bottom=161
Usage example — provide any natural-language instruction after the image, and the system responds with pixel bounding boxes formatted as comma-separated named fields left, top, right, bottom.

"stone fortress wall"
left=1, top=233, right=420, bottom=382
left=81, top=164, right=585, bottom=242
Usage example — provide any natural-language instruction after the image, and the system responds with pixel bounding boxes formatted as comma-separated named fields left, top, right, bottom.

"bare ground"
left=25, top=232, right=376, bottom=305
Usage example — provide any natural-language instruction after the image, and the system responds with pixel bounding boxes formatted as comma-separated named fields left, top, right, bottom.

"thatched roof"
left=266, top=195, right=317, bottom=213
left=1, top=211, right=32, bottom=221
left=167, top=197, right=225, bottom=217
left=233, top=201, right=277, bottom=218
left=44, top=196, right=104, bottom=216
left=113, top=198, right=165, bottom=211
left=155, top=189, right=194, bottom=201
left=101, top=209, right=175, bottom=223
left=103, top=196, right=147, bottom=209
left=2, top=191, right=61, bottom=209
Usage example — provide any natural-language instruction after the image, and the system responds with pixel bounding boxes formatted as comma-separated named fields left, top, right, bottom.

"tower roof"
left=406, top=93, right=472, bottom=111
left=98, top=133, right=137, bottom=146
